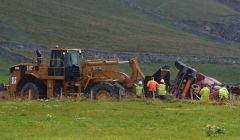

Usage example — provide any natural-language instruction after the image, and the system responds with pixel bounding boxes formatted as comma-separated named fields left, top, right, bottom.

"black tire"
left=20, top=82, right=40, bottom=99
left=91, top=83, right=119, bottom=100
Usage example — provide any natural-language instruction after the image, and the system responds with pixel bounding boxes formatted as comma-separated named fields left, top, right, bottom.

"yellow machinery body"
left=6, top=47, right=145, bottom=99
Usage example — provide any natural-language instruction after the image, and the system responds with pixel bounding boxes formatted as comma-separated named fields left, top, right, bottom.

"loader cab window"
left=50, top=50, right=64, bottom=67
left=49, top=50, right=64, bottom=76
left=63, top=50, right=81, bottom=79
left=64, top=50, right=80, bottom=67
left=49, top=49, right=81, bottom=78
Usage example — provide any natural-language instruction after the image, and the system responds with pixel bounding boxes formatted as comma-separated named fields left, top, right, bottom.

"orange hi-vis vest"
left=147, top=80, right=159, bottom=91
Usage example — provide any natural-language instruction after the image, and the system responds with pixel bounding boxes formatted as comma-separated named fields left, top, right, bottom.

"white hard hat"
left=161, top=79, right=165, bottom=83
left=138, top=81, right=143, bottom=85
left=214, top=85, right=221, bottom=90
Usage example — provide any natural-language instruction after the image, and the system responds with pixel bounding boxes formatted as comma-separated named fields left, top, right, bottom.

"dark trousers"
left=159, top=95, right=166, bottom=100
left=149, top=91, right=156, bottom=98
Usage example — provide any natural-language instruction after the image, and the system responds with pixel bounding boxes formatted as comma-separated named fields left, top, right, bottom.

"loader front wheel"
left=20, top=82, right=40, bottom=99
left=91, top=83, right=119, bottom=100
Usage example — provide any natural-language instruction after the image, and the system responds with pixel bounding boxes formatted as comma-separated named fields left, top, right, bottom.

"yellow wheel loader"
left=6, top=46, right=146, bottom=100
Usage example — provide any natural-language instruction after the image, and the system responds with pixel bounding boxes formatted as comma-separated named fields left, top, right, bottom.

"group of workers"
left=135, top=77, right=167, bottom=100
left=198, top=84, right=229, bottom=102
left=135, top=77, right=230, bottom=102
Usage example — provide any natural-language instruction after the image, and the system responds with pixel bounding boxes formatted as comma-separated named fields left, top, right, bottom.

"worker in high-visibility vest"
left=158, top=79, right=167, bottom=100
left=219, top=86, right=229, bottom=100
left=147, top=77, right=159, bottom=98
left=136, top=81, right=144, bottom=98
left=199, top=84, right=210, bottom=102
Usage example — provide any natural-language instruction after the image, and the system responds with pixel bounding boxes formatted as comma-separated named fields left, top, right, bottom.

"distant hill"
left=0, top=0, right=240, bottom=57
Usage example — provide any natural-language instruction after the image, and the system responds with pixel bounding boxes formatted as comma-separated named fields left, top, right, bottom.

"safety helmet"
left=214, top=85, right=221, bottom=90
left=138, top=81, right=143, bottom=85
left=160, top=79, right=165, bottom=83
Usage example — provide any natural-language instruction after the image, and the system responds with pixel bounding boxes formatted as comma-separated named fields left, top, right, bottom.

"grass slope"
left=0, top=0, right=240, bottom=56
left=130, top=0, right=239, bottom=21
left=1, top=0, right=240, bottom=83
left=0, top=100, right=239, bottom=140
left=0, top=54, right=17, bottom=84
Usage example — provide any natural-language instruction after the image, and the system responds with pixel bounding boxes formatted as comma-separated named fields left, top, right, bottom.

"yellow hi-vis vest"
left=158, top=84, right=166, bottom=95
left=136, top=85, right=143, bottom=96
left=219, top=87, right=229, bottom=99
left=199, top=86, right=210, bottom=102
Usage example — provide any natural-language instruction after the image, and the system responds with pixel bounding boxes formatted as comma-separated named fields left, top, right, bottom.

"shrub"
left=204, top=124, right=225, bottom=137
left=46, top=114, right=53, bottom=121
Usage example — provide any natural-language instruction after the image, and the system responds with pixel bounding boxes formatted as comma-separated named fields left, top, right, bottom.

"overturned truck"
left=169, top=61, right=240, bottom=100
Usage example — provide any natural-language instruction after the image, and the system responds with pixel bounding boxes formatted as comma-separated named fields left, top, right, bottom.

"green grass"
left=0, top=100, right=239, bottom=140
left=130, top=0, right=239, bottom=21
left=0, top=54, right=16, bottom=84
left=1, top=0, right=240, bottom=56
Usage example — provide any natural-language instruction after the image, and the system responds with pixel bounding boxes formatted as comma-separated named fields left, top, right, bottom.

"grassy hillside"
left=0, top=53, right=18, bottom=84
left=1, top=0, right=240, bottom=84
left=0, top=0, right=240, bottom=56
left=130, top=0, right=239, bottom=21
left=0, top=100, right=239, bottom=140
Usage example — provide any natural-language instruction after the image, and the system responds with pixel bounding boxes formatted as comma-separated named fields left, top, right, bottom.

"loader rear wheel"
left=91, top=83, right=119, bottom=100
left=20, top=82, right=40, bottom=100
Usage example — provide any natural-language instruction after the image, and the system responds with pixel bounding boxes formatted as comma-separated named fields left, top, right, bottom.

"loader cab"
left=48, top=47, right=81, bottom=79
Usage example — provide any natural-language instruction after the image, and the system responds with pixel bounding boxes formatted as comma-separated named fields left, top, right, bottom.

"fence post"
left=90, top=89, right=93, bottom=100
left=28, top=89, right=32, bottom=100
left=60, top=88, right=63, bottom=99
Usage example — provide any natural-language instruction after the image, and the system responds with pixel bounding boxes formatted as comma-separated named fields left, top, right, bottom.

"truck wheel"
left=91, top=83, right=119, bottom=100
left=20, top=82, right=40, bottom=99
